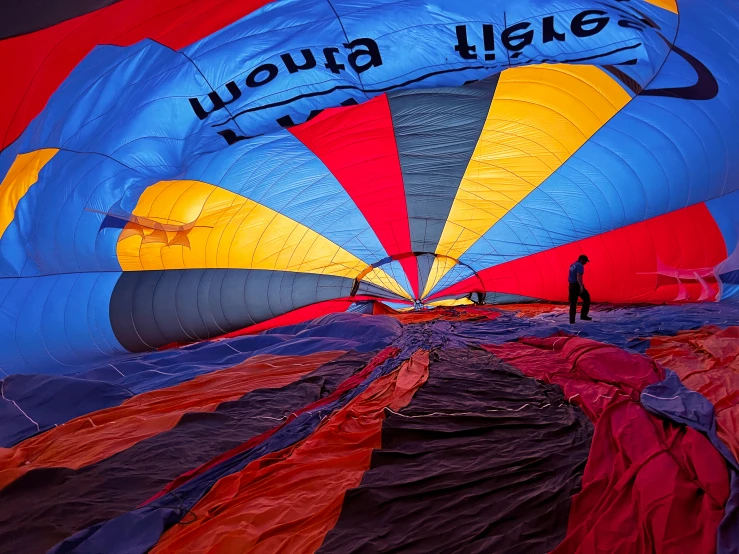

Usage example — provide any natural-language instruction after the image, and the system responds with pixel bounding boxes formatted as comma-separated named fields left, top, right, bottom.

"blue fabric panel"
left=0, top=273, right=124, bottom=375
left=450, top=303, right=739, bottom=352
left=332, top=0, right=506, bottom=91
left=78, top=335, right=288, bottom=396
left=263, top=324, right=311, bottom=335
left=370, top=259, right=413, bottom=299
left=0, top=151, right=154, bottom=278
left=3, top=40, right=220, bottom=172
left=381, top=301, right=411, bottom=310
left=347, top=301, right=376, bottom=314
left=287, top=312, right=400, bottom=343
left=8, top=276, right=60, bottom=371
left=0, top=277, right=30, bottom=372
left=596, top=0, right=678, bottom=88
left=707, top=190, right=739, bottom=301
left=333, top=0, right=665, bottom=86
left=641, top=370, right=739, bottom=469
left=460, top=0, right=739, bottom=271
left=708, top=191, right=739, bottom=261
left=0, top=39, right=219, bottom=280
left=501, top=0, right=669, bottom=71
left=0, top=0, right=671, bottom=170
left=183, top=0, right=367, bottom=136
left=4, top=313, right=399, bottom=446
left=182, top=0, right=664, bottom=138
left=257, top=337, right=367, bottom=356
left=0, top=390, right=37, bottom=450
left=427, top=264, right=476, bottom=299
left=720, top=276, right=739, bottom=305
left=0, top=374, right=132, bottom=448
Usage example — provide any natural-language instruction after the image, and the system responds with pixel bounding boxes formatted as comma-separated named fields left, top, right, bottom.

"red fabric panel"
left=372, top=301, right=400, bottom=315
left=290, top=96, right=418, bottom=297
left=484, top=337, right=729, bottom=553
left=0, top=0, right=271, bottom=149
left=0, top=350, right=343, bottom=492
left=149, top=351, right=429, bottom=553
left=220, top=299, right=355, bottom=339
left=384, top=305, right=502, bottom=324
left=167, top=295, right=400, bottom=347
left=143, top=345, right=402, bottom=504
left=647, top=325, right=739, bottom=464
left=495, top=303, right=563, bottom=318
left=434, top=203, right=728, bottom=303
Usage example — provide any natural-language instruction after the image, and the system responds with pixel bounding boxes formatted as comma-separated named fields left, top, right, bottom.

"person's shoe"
left=581, top=315, right=593, bottom=321
left=569, top=319, right=575, bottom=324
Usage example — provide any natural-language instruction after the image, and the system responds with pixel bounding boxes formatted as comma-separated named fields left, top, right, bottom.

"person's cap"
left=578, top=254, right=590, bottom=263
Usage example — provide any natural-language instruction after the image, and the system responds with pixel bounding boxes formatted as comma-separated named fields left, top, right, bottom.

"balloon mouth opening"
left=352, top=252, right=486, bottom=303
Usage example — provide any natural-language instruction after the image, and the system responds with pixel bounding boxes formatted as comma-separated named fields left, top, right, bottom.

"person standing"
left=568, top=255, right=592, bottom=324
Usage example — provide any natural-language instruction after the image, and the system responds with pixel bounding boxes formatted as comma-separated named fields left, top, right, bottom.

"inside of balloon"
left=2, top=0, right=739, bottom=552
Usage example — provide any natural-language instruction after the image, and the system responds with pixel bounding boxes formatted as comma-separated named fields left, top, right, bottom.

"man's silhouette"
left=568, top=255, right=592, bottom=324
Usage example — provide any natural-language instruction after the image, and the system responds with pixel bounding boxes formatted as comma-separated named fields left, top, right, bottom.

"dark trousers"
left=568, top=283, right=590, bottom=322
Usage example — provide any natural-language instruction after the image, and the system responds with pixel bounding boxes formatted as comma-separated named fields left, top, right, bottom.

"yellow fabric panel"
left=0, top=149, right=58, bottom=239
left=428, top=298, right=474, bottom=307
left=117, top=180, right=407, bottom=295
left=364, top=267, right=412, bottom=300
left=425, top=64, right=631, bottom=294
left=421, top=256, right=458, bottom=299
left=644, top=0, right=677, bottom=13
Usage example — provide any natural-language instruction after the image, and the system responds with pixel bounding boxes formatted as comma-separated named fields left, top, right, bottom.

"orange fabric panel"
left=372, top=301, right=401, bottom=315
left=645, top=0, right=678, bottom=14
left=495, top=303, right=564, bottom=318
left=383, top=306, right=502, bottom=324
left=647, top=326, right=739, bottom=462
left=0, top=351, right=343, bottom=492
left=151, top=351, right=430, bottom=554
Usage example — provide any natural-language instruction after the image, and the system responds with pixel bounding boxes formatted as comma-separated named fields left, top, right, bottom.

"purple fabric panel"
left=0, top=351, right=371, bottom=554
left=319, top=347, right=593, bottom=554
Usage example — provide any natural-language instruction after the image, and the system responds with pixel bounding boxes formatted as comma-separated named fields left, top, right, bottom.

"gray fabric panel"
left=200, top=269, right=230, bottom=335
left=356, top=280, right=406, bottom=301
left=107, top=268, right=140, bottom=353
left=176, top=270, right=210, bottom=340
left=110, top=270, right=354, bottom=352
left=245, top=270, right=281, bottom=324
left=151, top=270, right=188, bottom=345
left=129, top=271, right=165, bottom=349
left=1, top=0, right=122, bottom=39
left=195, top=270, right=219, bottom=338
left=415, top=254, right=436, bottom=299
left=387, top=78, right=499, bottom=256
left=209, top=269, right=232, bottom=333
left=313, top=273, right=354, bottom=302
left=221, top=270, right=254, bottom=329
